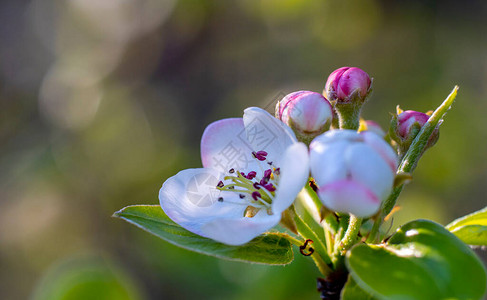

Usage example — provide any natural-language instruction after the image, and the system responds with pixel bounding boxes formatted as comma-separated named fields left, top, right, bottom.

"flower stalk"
left=367, top=86, right=458, bottom=243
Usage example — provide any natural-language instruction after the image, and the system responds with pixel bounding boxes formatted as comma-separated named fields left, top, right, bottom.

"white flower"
left=159, top=107, right=309, bottom=245
left=309, top=130, right=398, bottom=217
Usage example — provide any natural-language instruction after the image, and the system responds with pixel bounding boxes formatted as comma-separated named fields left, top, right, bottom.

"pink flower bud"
left=309, top=130, right=398, bottom=217
left=324, top=67, right=371, bottom=103
left=396, top=110, right=430, bottom=139
left=276, top=91, right=333, bottom=144
left=390, top=110, right=439, bottom=153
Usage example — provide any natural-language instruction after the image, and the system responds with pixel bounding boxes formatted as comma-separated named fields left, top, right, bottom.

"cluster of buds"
left=275, top=67, right=439, bottom=218
left=157, top=65, right=444, bottom=247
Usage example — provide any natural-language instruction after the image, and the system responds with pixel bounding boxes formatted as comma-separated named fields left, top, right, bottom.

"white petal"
left=310, top=139, right=348, bottom=187
left=159, top=168, right=246, bottom=237
left=361, top=131, right=398, bottom=172
left=201, top=210, right=281, bottom=245
left=200, top=118, right=259, bottom=173
left=272, top=143, right=310, bottom=214
left=243, top=107, right=297, bottom=164
left=318, top=179, right=381, bottom=218
left=346, top=143, right=395, bottom=201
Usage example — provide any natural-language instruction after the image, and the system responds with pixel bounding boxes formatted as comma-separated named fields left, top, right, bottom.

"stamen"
left=252, top=151, right=268, bottom=161
left=263, top=183, right=276, bottom=192
left=218, top=197, right=224, bottom=202
left=246, top=171, right=257, bottom=180
left=239, top=194, right=245, bottom=199
left=264, top=169, right=272, bottom=180
left=253, top=182, right=261, bottom=189
left=229, top=168, right=235, bottom=174
left=252, top=191, right=261, bottom=201
left=274, top=168, right=280, bottom=175
left=217, top=181, right=224, bottom=188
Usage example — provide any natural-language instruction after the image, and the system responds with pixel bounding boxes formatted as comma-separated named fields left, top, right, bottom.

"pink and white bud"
left=309, top=130, right=398, bottom=217
left=390, top=110, right=438, bottom=152
left=324, top=67, right=371, bottom=103
left=276, top=91, right=333, bottom=144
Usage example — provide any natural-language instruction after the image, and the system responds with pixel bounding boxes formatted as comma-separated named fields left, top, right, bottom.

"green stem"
left=282, top=214, right=333, bottom=277
left=280, top=234, right=332, bottom=276
left=335, top=103, right=361, bottom=130
left=292, top=205, right=331, bottom=265
left=366, top=86, right=458, bottom=243
left=339, top=215, right=362, bottom=252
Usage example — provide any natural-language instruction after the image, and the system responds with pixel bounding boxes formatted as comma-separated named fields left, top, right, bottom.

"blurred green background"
left=1, top=0, right=486, bottom=299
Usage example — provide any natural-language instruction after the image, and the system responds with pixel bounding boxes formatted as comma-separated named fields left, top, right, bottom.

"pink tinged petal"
left=361, top=131, right=398, bottom=172
left=286, top=92, right=333, bottom=132
left=272, top=143, right=310, bottom=215
left=200, top=118, right=259, bottom=173
left=309, top=139, right=348, bottom=187
left=364, top=120, right=386, bottom=137
left=346, top=143, right=395, bottom=202
left=159, top=168, right=246, bottom=237
left=277, top=91, right=310, bottom=119
left=318, top=179, right=380, bottom=218
left=243, top=107, right=297, bottom=164
left=201, top=210, right=281, bottom=245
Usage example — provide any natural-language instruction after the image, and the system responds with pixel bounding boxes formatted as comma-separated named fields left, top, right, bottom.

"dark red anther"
left=263, top=183, right=276, bottom=192
left=246, top=171, right=257, bottom=180
left=251, top=191, right=261, bottom=201
left=252, top=150, right=268, bottom=161
left=263, top=169, right=272, bottom=180
left=217, top=181, right=224, bottom=188
left=253, top=182, right=261, bottom=189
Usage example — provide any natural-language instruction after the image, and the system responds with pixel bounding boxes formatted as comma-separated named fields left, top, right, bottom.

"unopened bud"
left=324, top=67, right=371, bottom=104
left=323, top=67, right=372, bottom=130
left=390, top=108, right=439, bottom=154
left=276, top=91, right=333, bottom=144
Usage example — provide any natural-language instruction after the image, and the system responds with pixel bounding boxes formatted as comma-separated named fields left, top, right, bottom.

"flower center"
left=215, top=150, right=280, bottom=217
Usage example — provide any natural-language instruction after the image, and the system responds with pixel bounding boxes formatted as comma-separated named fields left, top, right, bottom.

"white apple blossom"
left=309, top=130, right=398, bottom=217
left=159, top=107, right=309, bottom=245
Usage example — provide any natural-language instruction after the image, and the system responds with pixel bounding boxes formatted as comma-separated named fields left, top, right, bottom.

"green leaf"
left=113, top=205, right=294, bottom=265
left=341, top=276, right=377, bottom=300
left=346, top=219, right=487, bottom=300
left=446, top=207, right=487, bottom=245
